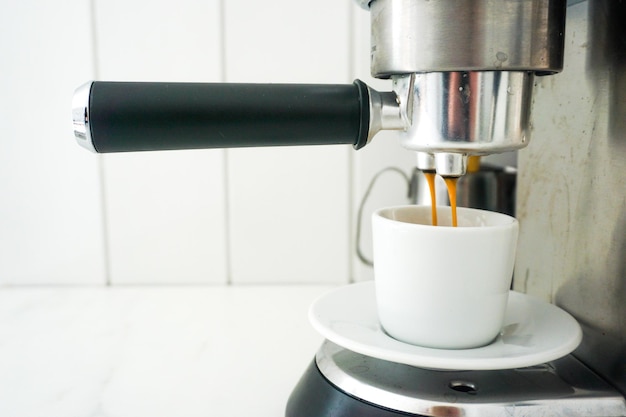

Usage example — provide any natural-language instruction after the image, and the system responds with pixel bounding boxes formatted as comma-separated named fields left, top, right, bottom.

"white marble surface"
left=0, top=285, right=335, bottom=417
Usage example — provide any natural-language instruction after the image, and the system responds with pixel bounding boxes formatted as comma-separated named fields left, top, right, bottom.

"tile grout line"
left=90, top=0, right=112, bottom=287
left=219, top=0, right=233, bottom=286
left=347, top=2, right=357, bottom=285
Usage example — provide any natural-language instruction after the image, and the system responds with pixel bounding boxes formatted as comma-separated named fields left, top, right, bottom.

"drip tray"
left=288, top=340, right=626, bottom=417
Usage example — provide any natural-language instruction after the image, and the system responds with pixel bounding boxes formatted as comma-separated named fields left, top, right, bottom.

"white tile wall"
left=93, top=0, right=227, bottom=284
left=350, top=7, right=416, bottom=282
left=224, top=0, right=352, bottom=284
left=0, top=0, right=106, bottom=285
left=0, top=0, right=410, bottom=286
left=101, top=150, right=227, bottom=285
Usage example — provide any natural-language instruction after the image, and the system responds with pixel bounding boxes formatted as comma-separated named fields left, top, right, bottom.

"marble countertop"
left=0, top=285, right=335, bottom=417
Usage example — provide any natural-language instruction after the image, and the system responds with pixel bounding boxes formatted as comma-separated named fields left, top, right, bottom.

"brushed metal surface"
left=315, top=341, right=626, bottom=417
left=369, top=0, right=566, bottom=77
left=396, top=71, right=534, bottom=155
left=515, top=0, right=626, bottom=396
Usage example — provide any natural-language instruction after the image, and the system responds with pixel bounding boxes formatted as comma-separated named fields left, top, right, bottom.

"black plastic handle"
left=79, top=80, right=371, bottom=153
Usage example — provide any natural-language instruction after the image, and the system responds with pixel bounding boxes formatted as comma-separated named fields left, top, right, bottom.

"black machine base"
left=286, top=358, right=413, bottom=417
left=285, top=341, right=626, bottom=417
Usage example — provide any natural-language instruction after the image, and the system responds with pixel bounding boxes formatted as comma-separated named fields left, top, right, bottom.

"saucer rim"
left=309, top=282, right=582, bottom=371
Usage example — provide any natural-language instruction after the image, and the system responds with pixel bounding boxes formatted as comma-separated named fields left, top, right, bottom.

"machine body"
left=515, top=0, right=626, bottom=398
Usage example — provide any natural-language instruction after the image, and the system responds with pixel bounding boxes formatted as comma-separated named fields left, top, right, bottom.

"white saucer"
left=309, top=281, right=582, bottom=371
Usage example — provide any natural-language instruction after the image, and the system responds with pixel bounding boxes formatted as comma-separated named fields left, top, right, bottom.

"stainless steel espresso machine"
left=72, top=0, right=626, bottom=415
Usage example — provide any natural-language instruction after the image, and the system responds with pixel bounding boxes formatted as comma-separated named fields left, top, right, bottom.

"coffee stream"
left=423, top=171, right=438, bottom=226
left=444, top=177, right=458, bottom=227
left=423, top=171, right=457, bottom=227
left=424, top=156, right=480, bottom=227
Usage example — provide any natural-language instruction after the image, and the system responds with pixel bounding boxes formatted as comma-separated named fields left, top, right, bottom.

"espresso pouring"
left=425, top=156, right=481, bottom=227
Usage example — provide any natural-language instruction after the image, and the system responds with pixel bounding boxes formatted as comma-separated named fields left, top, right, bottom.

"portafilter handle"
left=72, top=80, right=404, bottom=153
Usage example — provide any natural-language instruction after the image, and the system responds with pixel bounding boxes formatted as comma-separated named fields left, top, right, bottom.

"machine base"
left=286, top=341, right=626, bottom=417
left=285, top=357, right=412, bottom=417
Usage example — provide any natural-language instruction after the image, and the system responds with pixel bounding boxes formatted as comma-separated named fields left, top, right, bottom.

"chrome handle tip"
left=72, top=81, right=97, bottom=153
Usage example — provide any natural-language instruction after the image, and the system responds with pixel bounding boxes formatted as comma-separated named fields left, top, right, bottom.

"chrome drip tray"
left=313, top=340, right=626, bottom=417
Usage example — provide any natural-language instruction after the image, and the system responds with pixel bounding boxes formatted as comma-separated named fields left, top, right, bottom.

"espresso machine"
left=72, top=0, right=626, bottom=415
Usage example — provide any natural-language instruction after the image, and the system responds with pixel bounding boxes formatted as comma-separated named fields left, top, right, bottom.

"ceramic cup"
left=372, top=205, right=519, bottom=349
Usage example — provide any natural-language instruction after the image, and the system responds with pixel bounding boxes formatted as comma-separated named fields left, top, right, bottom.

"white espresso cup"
left=372, top=205, right=519, bottom=349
